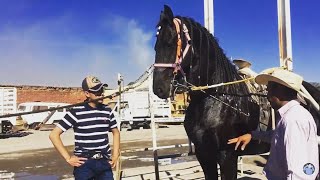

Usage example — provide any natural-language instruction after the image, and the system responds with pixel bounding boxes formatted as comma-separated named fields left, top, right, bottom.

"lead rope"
left=182, top=81, right=250, bottom=117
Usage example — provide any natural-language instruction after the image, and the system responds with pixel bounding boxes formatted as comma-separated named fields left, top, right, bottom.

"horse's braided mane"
left=176, top=16, right=250, bottom=96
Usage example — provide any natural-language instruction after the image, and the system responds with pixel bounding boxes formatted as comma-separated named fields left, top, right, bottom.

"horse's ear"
left=163, top=5, right=174, bottom=22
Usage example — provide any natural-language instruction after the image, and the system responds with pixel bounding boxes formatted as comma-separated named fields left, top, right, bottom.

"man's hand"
left=227, top=133, right=252, bottom=151
left=109, top=154, right=120, bottom=168
left=66, top=155, right=87, bottom=167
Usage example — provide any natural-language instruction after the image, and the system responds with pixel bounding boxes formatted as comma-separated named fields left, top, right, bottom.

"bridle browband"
left=153, top=18, right=192, bottom=77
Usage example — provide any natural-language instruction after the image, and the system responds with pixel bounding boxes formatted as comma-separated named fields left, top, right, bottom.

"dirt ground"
left=0, top=125, right=268, bottom=179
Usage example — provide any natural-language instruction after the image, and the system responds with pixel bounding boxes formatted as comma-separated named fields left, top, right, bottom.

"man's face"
left=85, top=88, right=104, bottom=104
left=266, top=81, right=281, bottom=110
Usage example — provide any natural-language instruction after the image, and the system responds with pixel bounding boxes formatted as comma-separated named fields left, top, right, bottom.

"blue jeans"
left=73, top=158, right=113, bottom=180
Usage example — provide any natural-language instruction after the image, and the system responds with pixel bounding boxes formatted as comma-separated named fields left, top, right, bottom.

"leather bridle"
left=154, top=18, right=192, bottom=78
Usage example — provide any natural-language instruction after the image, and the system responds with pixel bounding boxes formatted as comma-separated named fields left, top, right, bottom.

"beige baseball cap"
left=82, top=75, right=108, bottom=92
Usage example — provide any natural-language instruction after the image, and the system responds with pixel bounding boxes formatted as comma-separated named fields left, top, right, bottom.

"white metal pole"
left=116, top=73, right=122, bottom=180
left=204, top=0, right=214, bottom=35
left=277, top=0, right=293, bottom=71
left=149, top=69, right=160, bottom=180
left=117, top=73, right=122, bottom=129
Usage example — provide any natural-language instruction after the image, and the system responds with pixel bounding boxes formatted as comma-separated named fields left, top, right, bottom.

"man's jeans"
left=73, top=158, right=113, bottom=180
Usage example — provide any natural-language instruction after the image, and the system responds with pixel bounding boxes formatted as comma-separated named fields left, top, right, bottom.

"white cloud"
left=0, top=15, right=155, bottom=89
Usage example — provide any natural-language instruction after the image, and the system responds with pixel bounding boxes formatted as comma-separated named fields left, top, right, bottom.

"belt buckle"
left=92, top=153, right=103, bottom=159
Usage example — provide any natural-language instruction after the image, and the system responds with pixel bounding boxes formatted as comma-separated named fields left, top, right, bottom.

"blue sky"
left=0, top=0, right=319, bottom=88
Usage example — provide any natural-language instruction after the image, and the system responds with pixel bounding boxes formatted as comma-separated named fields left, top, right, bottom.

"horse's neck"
left=180, top=18, right=245, bottom=95
left=186, top=54, right=240, bottom=91
left=188, top=36, right=237, bottom=86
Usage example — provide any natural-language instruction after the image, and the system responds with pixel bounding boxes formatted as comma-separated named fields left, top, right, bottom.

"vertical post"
left=117, top=73, right=123, bottom=129
left=204, top=0, right=214, bottom=35
left=116, top=73, right=122, bottom=180
left=277, top=0, right=293, bottom=71
left=151, top=101, right=160, bottom=180
left=0, top=88, right=3, bottom=134
left=149, top=68, right=160, bottom=180
left=278, top=0, right=320, bottom=115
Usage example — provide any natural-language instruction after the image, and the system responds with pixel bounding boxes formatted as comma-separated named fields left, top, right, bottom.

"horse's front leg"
left=217, top=150, right=238, bottom=180
left=194, top=144, right=219, bottom=180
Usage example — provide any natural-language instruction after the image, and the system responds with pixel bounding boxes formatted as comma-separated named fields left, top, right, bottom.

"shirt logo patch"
left=303, top=163, right=315, bottom=175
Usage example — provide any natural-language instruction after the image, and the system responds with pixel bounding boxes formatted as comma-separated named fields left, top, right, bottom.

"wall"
left=1, top=85, right=188, bottom=109
left=2, top=85, right=86, bottom=105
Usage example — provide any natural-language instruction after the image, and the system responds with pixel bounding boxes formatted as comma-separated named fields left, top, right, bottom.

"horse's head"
left=153, top=5, right=189, bottom=99
left=153, top=5, right=177, bottom=99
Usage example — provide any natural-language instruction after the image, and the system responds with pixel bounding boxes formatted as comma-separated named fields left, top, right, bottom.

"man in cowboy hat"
left=228, top=68, right=319, bottom=179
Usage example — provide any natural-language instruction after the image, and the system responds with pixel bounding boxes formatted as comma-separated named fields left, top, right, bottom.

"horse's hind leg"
left=195, top=145, right=219, bottom=180
left=217, top=150, right=238, bottom=180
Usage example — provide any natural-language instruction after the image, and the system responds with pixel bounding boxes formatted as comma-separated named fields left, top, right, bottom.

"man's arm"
left=227, top=130, right=274, bottom=150
left=109, top=127, right=120, bottom=168
left=49, top=127, right=71, bottom=160
left=49, top=127, right=86, bottom=167
left=251, top=130, right=275, bottom=143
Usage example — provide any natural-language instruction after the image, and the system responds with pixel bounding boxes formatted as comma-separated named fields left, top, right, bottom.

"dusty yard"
left=0, top=125, right=268, bottom=179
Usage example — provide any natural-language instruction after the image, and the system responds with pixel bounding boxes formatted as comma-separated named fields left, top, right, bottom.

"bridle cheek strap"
left=154, top=17, right=191, bottom=78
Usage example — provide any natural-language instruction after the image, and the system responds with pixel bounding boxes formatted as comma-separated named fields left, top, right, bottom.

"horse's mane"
left=303, top=81, right=320, bottom=103
left=175, top=16, right=250, bottom=97
left=302, top=82, right=320, bottom=114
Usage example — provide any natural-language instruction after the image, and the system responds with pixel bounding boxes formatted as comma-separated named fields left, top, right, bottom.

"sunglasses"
left=88, top=89, right=104, bottom=96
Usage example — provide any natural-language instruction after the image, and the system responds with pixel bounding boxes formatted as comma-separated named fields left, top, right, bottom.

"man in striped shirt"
left=50, top=75, right=120, bottom=180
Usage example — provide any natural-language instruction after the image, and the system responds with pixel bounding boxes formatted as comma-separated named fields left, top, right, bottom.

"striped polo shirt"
left=57, top=103, right=117, bottom=157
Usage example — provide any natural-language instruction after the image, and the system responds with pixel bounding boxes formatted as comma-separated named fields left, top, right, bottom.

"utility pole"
left=204, top=0, right=214, bottom=35
left=277, top=0, right=293, bottom=71
left=277, top=0, right=319, bottom=111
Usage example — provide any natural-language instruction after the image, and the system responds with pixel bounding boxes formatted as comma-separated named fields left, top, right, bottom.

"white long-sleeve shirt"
left=252, top=100, right=319, bottom=180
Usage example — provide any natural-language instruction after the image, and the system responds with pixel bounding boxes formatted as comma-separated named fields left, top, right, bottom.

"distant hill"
left=310, top=82, right=320, bottom=91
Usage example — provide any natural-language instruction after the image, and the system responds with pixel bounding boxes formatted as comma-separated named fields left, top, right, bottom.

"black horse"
left=153, top=5, right=320, bottom=180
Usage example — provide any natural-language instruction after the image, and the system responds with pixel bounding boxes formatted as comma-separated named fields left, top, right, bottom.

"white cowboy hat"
left=255, top=68, right=309, bottom=99
left=233, top=59, right=252, bottom=69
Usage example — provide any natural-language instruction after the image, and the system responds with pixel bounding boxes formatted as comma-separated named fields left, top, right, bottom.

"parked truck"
left=16, top=102, right=70, bottom=129
left=107, top=90, right=184, bottom=130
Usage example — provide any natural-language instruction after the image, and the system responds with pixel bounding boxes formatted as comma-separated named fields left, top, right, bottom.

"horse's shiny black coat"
left=153, top=5, right=271, bottom=180
left=153, top=5, right=320, bottom=180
